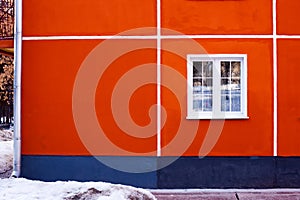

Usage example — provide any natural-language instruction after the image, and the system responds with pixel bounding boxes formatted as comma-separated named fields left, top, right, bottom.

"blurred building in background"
left=0, top=0, right=13, bottom=126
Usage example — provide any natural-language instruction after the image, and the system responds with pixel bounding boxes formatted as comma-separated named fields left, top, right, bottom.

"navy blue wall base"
left=21, top=156, right=157, bottom=188
left=21, top=156, right=300, bottom=189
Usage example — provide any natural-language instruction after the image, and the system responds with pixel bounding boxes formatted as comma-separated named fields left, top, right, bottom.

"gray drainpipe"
left=11, top=0, right=22, bottom=178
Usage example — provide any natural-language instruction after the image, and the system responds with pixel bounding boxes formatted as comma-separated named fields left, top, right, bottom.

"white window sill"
left=186, top=115, right=249, bottom=120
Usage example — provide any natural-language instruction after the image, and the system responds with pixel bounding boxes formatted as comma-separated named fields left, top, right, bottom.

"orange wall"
left=94, top=48, right=158, bottom=155
left=277, top=0, right=300, bottom=35
left=23, top=0, right=156, bottom=36
left=21, top=0, right=300, bottom=156
left=162, top=0, right=272, bottom=35
left=22, top=39, right=274, bottom=156
left=161, top=39, right=273, bottom=156
left=22, top=40, right=98, bottom=155
left=276, top=0, right=300, bottom=156
left=278, top=39, right=300, bottom=156
left=22, top=40, right=157, bottom=155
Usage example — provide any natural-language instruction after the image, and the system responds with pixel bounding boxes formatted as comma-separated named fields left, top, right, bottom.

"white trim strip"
left=22, top=34, right=300, bottom=41
left=277, top=35, right=300, bottom=39
left=161, top=35, right=274, bottom=39
left=273, top=0, right=278, bottom=156
left=150, top=188, right=300, bottom=193
left=22, top=35, right=158, bottom=40
left=156, top=0, right=162, bottom=157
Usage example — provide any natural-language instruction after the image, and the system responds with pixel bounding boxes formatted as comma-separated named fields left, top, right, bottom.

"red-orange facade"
left=21, top=0, right=300, bottom=188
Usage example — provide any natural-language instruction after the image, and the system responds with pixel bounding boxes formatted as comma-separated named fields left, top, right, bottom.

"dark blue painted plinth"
left=21, top=156, right=157, bottom=188
left=21, top=156, right=300, bottom=189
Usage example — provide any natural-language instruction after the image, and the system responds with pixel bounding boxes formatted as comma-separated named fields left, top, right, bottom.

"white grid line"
left=22, top=35, right=300, bottom=41
left=156, top=0, right=162, bottom=157
left=277, top=35, right=300, bottom=39
left=161, top=35, right=273, bottom=39
left=273, top=0, right=278, bottom=156
left=22, top=35, right=158, bottom=40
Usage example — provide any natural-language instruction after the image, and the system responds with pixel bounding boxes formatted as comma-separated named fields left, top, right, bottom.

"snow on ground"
left=0, top=128, right=12, bottom=141
left=0, top=129, right=156, bottom=199
left=0, top=129, right=13, bottom=178
left=0, top=140, right=13, bottom=178
left=0, top=178, right=156, bottom=200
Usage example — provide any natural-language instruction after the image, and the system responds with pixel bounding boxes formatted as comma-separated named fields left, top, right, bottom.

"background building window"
left=187, top=54, right=248, bottom=119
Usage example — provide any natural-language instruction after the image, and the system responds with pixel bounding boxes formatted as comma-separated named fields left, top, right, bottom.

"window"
left=187, top=54, right=248, bottom=119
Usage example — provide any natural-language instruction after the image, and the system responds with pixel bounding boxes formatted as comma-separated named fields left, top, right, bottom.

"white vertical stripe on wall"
left=273, top=0, right=278, bottom=156
left=156, top=0, right=162, bottom=157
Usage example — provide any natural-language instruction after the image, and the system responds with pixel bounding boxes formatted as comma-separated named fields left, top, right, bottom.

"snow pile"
left=0, top=140, right=13, bottom=178
left=0, top=129, right=13, bottom=178
left=0, top=178, right=156, bottom=200
left=0, top=129, right=13, bottom=141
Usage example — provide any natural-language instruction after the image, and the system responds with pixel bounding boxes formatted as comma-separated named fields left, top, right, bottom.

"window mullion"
left=212, top=58, right=222, bottom=118
left=229, top=61, right=232, bottom=112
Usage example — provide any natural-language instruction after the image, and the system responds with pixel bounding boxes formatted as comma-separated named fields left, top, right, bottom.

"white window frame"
left=187, top=54, right=248, bottom=119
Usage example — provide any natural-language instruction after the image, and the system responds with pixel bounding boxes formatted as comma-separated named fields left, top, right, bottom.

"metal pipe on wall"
left=12, top=0, right=22, bottom=178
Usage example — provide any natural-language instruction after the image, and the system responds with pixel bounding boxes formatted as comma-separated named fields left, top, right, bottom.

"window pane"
left=221, top=78, right=230, bottom=85
left=193, top=61, right=202, bottom=78
left=221, top=61, right=230, bottom=77
left=203, top=95, right=212, bottom=111
left=221, top=95, right=230, bottom=112
left=204, top=78, right=213, bottom=87
left=203, top=78, right=213, bottom=95
left=193, top=61, right=213, bottom=112
left=203, top=61, right=213, bottom=77
left=231, top=77, right=240, bottom=85
left=193, top=94, right=202, bottom=111
left=221, top=89, right=229, bottom=95
left=220, top=61, right=241, bottom=112
left=231, top=61, right=241, bottom=86
left=193, top=78, right=202, bottom=89
left=231, top=61, right=240, bottom=77
left=193, top=61, right=203, bottom=87
left=231, top=90, right=241, bottom=112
